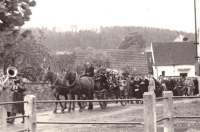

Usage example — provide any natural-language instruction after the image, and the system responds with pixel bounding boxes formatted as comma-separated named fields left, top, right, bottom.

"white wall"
left=153, top=65, right=195, bottom=79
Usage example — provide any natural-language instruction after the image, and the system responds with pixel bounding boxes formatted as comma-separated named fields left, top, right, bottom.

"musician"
left=0, top=69, right=12, bottom=122
left=8, top=73, right=26, bottom=124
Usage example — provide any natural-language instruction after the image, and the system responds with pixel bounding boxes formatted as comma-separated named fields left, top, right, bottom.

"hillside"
left=28, top=26, right=195, bottom=52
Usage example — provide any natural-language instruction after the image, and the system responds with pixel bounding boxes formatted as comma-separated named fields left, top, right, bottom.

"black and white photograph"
left=0, top=0, right=200, bottom=132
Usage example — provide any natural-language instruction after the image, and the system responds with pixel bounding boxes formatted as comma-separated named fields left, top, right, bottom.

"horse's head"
left=42, top=67, right=53, bottom=83
left=63, top=69, right=76, bottom=85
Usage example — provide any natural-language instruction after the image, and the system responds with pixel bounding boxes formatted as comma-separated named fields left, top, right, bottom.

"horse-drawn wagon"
left=88, top=68, right=128, bottom=108
left=42, top=67, right=128, bottom=113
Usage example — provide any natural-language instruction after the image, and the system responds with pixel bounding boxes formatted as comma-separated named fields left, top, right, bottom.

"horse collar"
left=68, top=75, right=79, bottom=87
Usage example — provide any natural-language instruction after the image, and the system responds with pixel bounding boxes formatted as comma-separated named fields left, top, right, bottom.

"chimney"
left=173, top=35, right=188, bottom=42
left=183, top=36, right=189, bottom=41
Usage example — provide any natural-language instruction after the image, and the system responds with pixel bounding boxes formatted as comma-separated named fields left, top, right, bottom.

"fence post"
left=197, top=76, right=200, bottom=96
left=163, top=91, right=174, bottom=132
left=24, top=95, right=36, bottom=132
left=144, top=92, right=157, bottom=132
left=0, top=107, right=7, bottom=132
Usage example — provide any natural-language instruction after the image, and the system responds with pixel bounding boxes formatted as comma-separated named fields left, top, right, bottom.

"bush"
left=25, top=84, right=56, bottom=110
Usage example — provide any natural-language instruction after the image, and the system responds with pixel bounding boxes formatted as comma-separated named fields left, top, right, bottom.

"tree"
left=84, top=50, right=115, bottom=68
left=53, top=51, right=76, bottom=75
left=0, top=0, right=36, bottom=69
left=3, top=30, right=51, bottom=81
left=0, top=0, right=36, bottom=31
left=119, top=32, right=146, bottom=49
left=121, top=63, right=143, bottom=76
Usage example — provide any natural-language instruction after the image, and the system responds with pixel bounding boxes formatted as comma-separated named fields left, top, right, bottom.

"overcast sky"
left=24, top=0, right=200, bottom=33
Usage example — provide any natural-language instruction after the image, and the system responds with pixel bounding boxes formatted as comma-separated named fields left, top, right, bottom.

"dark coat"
left=167, top=79, right=175, bottom=91
left=176, top=81, right=183, bottom=96
left=193, top=79, right=199, bottom=95
left=85, top=66, right=94, bottom=77
left=12, top=79, right=26, bottom=114
left=129, top=80, right=135, bottom=98
left=133, top=80, right=142, bottom=99
left=140, top=78, right=149, bottom=97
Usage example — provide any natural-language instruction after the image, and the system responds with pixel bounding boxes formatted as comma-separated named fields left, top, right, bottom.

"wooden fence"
left=0, top=91, right=200, bottom=132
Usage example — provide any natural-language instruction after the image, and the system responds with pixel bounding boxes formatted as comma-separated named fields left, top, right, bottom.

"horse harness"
left=66, top=69, right=80, bottom=88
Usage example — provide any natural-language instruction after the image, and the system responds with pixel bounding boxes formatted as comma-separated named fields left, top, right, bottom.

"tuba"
left=0, top=66, right=18, bottom=85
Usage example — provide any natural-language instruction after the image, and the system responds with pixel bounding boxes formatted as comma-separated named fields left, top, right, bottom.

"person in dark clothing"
left=175, top=78, right=183, bottom=97
left=172, top=78, right=178, bottom=96
left=193, top=78, right=199, bottom=96
left=133, top=76, right=141, bottom=104
left=84, top=63, right=94, bottom=77
left=7, top=73, right=26, bottom=124
left=167, top=78, right=175, bottom=92
left=140, top=75, right=149, bottom=97
left=128, top=76, right=135, bottom=104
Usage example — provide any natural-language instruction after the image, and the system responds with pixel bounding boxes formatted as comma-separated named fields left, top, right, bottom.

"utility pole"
left=194, top=0, right=200, bottom=76
left=194, top=0, right=199, bottom=61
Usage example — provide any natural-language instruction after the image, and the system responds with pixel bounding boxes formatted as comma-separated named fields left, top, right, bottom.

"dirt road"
left=6, top=99, right=200, bottom=132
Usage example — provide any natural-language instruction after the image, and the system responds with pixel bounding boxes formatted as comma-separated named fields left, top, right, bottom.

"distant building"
left=151, top=41, right=196, bottom=79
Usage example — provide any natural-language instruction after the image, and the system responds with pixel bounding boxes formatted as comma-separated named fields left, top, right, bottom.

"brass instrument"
left=0, top=66, right=18, bottom=85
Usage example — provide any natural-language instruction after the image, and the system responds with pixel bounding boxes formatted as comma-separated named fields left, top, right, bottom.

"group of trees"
left=51, top=51, right=76, bottom=75
left=28, top=26, right=195, bottom=52
left=0, top=0, right=196, bottom=81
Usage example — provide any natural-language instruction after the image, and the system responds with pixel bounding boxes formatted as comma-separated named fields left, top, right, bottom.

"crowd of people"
left=85, top=63, right=200, bottom=103
left=126, top=75, right=199, bottom=104
left=0, top=70, right=26, bottom=124
left=1, top=62, right=200, bottom=124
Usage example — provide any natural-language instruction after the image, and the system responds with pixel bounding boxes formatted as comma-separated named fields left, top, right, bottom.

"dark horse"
left=63, top=69, right=94, bottom=112
left=42, top=68, right=75, bottom=113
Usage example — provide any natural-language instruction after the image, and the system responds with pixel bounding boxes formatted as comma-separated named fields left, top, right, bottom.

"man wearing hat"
left=84, top=62, right=94, bottom=77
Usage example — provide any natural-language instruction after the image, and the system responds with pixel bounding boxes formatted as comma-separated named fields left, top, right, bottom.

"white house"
left=151, top=39, right=197, bottom=79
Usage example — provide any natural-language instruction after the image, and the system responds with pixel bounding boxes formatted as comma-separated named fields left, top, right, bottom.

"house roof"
left=152, top=41, right=196, bottom=66
left=75, top=49, right=149, bottom=75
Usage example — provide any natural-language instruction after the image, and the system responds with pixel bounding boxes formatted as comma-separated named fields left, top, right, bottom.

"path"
left=6, top=98, right=200, bottom=132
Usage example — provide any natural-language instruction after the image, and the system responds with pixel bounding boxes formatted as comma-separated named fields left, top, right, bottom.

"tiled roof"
left=152, top=41, right=196, bottom=66
left=75, top=49, right=149, bottom=75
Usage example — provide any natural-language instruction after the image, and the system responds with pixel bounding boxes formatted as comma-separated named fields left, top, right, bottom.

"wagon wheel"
left=99, top=89, right=108, bottom=109
left=120, top=89, right=128, bottom=106
left=80, top=94, right=88, bottom=109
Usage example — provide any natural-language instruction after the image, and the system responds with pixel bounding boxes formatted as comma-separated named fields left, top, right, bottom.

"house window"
left=162, top=71, right=165, bottom=76
left=180, top=73, right=187, bottom=77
